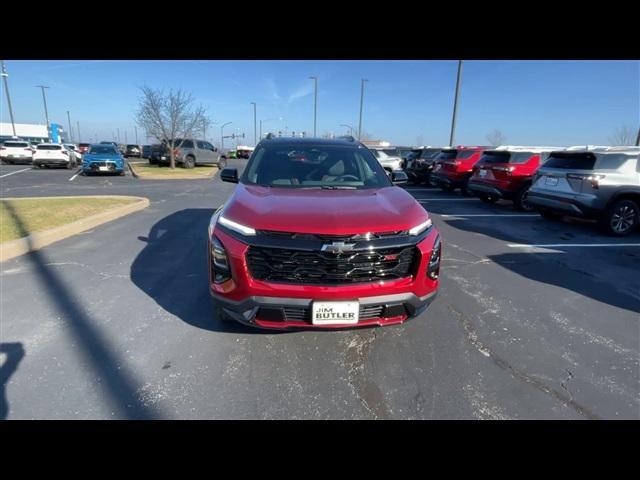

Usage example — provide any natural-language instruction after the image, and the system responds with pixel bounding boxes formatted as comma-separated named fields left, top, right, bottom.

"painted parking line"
left=441, top=214, right=537, bottom=218
left=68, top=168, right=83, bottom=181
left=508, top=243, right=640, bottom=248
left=0, top=168, right=31, bottom=179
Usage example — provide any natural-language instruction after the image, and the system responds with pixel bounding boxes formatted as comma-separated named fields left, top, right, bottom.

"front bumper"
left=209, top=225, right=440, bottom=330
left=1, top=155, right=33, bottom=163
left=212, top=290, right=438, bottom=330
left=83, top=161, right=124, bottom=173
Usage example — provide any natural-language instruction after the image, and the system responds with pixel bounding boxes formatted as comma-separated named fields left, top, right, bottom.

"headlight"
left=427, top=235, right=441, bottom=280
left=408, top=218, right=432, bottom=236
left=211, top=236, right=231, bottom=284
left=218, top=215, right=256, bottom=236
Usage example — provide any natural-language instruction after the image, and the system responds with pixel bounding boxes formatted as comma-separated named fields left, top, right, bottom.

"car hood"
left=84, top=154, right=122, bottom=161
left=221, top=184, right=429, bottom=235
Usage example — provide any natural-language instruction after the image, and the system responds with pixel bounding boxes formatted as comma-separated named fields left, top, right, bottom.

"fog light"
left=211, top=236, right=231, bottom=284
left=427, top=236, right=441, bottom=280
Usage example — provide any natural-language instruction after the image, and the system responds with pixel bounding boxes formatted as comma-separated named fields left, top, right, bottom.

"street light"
left=340, top=124, right=355, bottom=136
left=309, top=76, right=318, bottom=137
left=250, top=102, right=257, bottom=147
left=221, top=122, right=232, bottom=150
left=77, top=121, right=81, bottom=144
left=358, top=79, right=368, bottom=140
left=449, top=60, right=463, bottom=146
left=1, top=61, right=17, bottom=138
left=66, top=111, right=73, bottom=143
left=36, top=85, right=51, bottom=142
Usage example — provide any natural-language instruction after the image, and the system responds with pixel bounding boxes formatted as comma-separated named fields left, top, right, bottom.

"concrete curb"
left=1, top=196, right=150, bottom=263
left=129, top=163, right=219, bottom=180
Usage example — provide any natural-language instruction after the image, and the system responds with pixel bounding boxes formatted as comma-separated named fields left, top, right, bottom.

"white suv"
left=33, top=143, right=77, bottom=169
left=369, top=147, right=404, bottom=173
left=0, top=140, right=34, bottom=164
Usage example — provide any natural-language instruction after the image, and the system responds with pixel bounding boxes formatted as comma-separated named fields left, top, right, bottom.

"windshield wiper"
left=320, top=185, right=357, bottom=190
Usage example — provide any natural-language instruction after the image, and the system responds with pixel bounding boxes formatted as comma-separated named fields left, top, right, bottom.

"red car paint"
left=208, top=139, right=441, bottom=330
left=471, top=153, right=542, bottom=195
left=430, top=146, right=489, bottom=191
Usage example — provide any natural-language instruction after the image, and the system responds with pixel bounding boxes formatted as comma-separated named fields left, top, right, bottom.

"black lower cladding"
left=246, top=245, right=419, bottom=284
left=258, top=303, right=405, bottom=323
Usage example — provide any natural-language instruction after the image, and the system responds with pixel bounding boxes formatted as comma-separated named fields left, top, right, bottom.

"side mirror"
left=220, top=167, right=238, bottom=183
left=391, top=170, right=408, bottom=185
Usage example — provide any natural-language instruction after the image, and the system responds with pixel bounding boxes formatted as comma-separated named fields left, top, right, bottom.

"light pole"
left=358, top=78, right=368, bottom=140
left=340, top=124, right=355, bottom=136
left=1, top=61, right=17, bottom=138
left=66, top=111, right=73, bottom=143
left=36, top=85, right=51, bottom=141
left=77, top=121, right=81, bottom=143
left=221, top=122, right=232, bottom=150
left=250, top=102, right=257, bottom=147
left=449, top=60, right=463, bottom=147
left=117, top=128, right=121, bottom=144
left=309, top=76, right=318, bottom=137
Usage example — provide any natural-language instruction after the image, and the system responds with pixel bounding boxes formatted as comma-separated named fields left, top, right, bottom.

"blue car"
left=83, top=144, right=126, bottom=175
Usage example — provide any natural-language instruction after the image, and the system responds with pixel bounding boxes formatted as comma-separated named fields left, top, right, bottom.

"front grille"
left=90, top=161, right=116, bottom=169
left=278, top=304, right=386, bottom=322
left=247, top=246, right=418, bottom=285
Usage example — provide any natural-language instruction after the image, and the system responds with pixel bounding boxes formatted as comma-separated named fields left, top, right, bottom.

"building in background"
left=0, top=122, right=66, bottom=144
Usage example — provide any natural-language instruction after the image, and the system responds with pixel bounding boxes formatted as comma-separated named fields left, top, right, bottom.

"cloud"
left=264, top=78, right=282, bottom=102
left=287, top=82, right=314, bottom=104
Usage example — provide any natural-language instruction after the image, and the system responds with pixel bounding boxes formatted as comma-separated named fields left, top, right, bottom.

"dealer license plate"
left=311, top=301, right=359, bottom=325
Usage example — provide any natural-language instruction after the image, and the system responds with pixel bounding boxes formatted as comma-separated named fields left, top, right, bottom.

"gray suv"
left=527, top=147, right=640, bottom=236
left=154, top=138, right=227, bottom=169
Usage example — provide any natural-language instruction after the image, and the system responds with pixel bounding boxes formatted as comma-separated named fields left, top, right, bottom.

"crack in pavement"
left=449, top=304, right=600, bottom=420
left=343, top=329, right=392, bottom=420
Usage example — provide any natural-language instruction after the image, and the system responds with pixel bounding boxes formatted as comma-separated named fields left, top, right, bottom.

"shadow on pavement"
left=0, top=342, right=25, bottom=420
left=3, top=201, right=161, bottom=419
left=130, top=208, right=274, bottom=334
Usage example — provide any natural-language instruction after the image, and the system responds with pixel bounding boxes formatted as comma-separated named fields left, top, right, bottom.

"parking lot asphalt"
left=1, top=160, right=638, bottom=419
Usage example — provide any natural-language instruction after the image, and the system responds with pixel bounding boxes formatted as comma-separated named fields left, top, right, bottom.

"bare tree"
left=609, top=126, right=635, bottom=146
left=486, top=129, right=507, bottom=146
left=135, top=86, right=210, bottom=168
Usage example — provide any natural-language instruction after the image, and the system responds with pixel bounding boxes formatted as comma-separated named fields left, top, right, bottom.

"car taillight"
left=61, top=150, right=68, bottom=155
left=493, top=165, right=515, bottom=174
left=567, top=173, right=605, bottom=189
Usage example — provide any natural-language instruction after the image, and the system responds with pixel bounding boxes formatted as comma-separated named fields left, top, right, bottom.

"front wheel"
left=600, top=199, right=639, bottom=236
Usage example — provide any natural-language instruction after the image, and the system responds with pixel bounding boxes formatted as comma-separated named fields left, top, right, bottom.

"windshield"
left=4, top=142, right=30, bottom=148
left=435, top=150, right=457, bottom=161
left=420, top=148, right=441, bottom=159
left=89, top=145, right=118, bottom=155
left=544, top=153, right=596, bottom=170
left=37, top=145, right=62, bottom=150
left=242, top=144, right=393, bottom=189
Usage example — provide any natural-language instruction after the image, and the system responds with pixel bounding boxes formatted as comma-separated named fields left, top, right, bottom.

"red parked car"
left=467, top=147, right=559, bottom=211
left=429, top=146, right=491, bottom=195
left=209, top=136, right=441, bottom=330
left=78, top=143, right=91, bottom=154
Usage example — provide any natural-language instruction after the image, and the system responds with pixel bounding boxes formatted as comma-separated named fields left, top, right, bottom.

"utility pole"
left=309, top=76, right=318, bottom=137
left=449, top=60, right=463, bottom=147
left=1, top=61, right=17, bottom=138
left=358, top=79, right=368, bottom=140
left=221, top=122, right=232, bottom=150
left=250, top=102, right=257, bottom=147
left=66, top=111, right=73, bottom=143
left=36, top=85, right=51, bottom=141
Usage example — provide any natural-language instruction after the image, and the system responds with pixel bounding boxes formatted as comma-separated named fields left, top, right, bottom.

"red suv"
left=429, top=146, right=491, bottom=195
left=467, top=147, right=558, bottom=211
left=209, top=137, right=441, bottom=330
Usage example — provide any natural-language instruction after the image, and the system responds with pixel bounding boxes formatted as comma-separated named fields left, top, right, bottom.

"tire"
left=119, top=170, right=125, bottom=176
left=514, top=185, right=535, bottom=212
left=479, top=195, right=499, bottom=204
left=538, top=209, right=563, bottom=221
left=461, top=177, right=474, bottom=197
left=183, top=156, right=195, bottom=169
left=599, top=199, right=639, bottom=236
left=218, top=158, right=227, bottom=170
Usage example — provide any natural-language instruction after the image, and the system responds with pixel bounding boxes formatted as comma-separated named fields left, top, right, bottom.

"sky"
left=1, top=60, right=638, bottom=147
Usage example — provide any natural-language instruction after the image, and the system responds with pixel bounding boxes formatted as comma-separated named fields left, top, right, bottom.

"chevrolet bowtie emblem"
left=321, top=241, right=356, bottom=254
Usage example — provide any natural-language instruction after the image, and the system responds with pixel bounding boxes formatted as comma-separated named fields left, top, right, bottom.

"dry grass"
left=0, top=197, right=139, bottom=243
left=132, top=163, right=217, bottom=179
